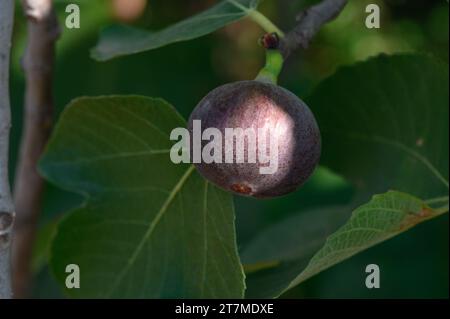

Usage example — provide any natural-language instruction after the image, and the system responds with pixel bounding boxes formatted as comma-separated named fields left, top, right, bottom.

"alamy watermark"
left=170, top=120, right=279, bottom=175
left=365, top=264, right=380, bottom=289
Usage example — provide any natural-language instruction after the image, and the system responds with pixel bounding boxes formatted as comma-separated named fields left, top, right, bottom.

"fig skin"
left=188, top=80, right=321, bottom=198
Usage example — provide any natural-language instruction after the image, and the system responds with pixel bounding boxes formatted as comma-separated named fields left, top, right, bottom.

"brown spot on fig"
left=231, top=183, right=253, bottom=195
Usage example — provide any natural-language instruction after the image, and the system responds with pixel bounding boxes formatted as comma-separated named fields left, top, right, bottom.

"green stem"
left=425, top=196, right=450, bottom=205
left=435, top=204, right=449, bottom=215
left=255, top=49, right=284, bottom=84
left=227, top=0, right=285, bottom=36
left=226, top=0, right=285, bottom=84
left=424, top=196, right=449, bottom=215
left=248, top=10, right=285, bottom=37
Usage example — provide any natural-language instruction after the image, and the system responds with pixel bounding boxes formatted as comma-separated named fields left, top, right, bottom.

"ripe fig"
left=188, top=80, right=321, bottom=198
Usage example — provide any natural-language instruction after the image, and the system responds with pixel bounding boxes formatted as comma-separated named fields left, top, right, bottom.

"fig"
left=188, top=80, right=321, bottom=198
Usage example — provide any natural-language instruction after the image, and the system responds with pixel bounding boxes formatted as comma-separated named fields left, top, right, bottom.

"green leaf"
left=285, top=191, right=447, bottom=292
left=311, top=54, right=449, bottom=200
left=242, top=205, right=351, bottom=298
left=244, top=54, right=449, bottom=298
left=91, top=0, right=261, bottom=61
left=242, top=206, right=350, bottom=266
left=39, top=96, right=245, bottom=298
left=244, top=191, right=448, bottom=298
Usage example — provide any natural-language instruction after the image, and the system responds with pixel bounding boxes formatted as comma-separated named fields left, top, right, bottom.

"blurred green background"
left=8, top=0, right=449, bottom=298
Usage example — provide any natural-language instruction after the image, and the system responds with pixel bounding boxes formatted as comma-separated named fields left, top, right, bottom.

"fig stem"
left=247, top=10, right=285, bottom=37
left=227, top=0, right=285, bottom=36
left=255, top=50, right=284, bottom=84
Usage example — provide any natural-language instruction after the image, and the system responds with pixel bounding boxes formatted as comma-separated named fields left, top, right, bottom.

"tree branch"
left=0, top=0, right=16, bottom=300
left=12, top=0, right=60, bottom=298
left=279, top=0, right=348, bottom=59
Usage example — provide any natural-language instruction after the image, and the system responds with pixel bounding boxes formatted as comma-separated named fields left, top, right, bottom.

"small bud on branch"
left=259, top=33, right=280, bottom=50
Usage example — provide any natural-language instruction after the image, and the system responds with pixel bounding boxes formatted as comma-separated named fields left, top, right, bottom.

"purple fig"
left=188, top=80, right=321, bottom=198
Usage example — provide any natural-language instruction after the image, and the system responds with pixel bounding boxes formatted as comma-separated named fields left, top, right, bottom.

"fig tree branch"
left=12, top=0, right=60, bottom=298
left=0, top=0, right=16, bottom=300
left=279, top=0, right=348, bottom=59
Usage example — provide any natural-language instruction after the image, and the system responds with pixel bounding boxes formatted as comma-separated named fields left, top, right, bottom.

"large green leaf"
left=39, top=96, right=245, bottom=298
left=244, top=191, right=448, bottom=298
left=92, top=0, right=261, bottom=61
left=244, top=54, right=449, bottom=298
left=312, top=54, right=449, bottom=200
left=285, top=192, right=448, bottom=292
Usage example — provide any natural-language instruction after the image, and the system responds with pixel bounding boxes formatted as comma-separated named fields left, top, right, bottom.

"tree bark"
left=0, top=0, right=16, bottom=300
left=12, top=0, right=60, bottom=298
left=280, top=0, right=348, bottom=59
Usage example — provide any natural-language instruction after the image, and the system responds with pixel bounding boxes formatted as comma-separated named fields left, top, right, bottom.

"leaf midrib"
left=104, top=165, right=196, bottom=297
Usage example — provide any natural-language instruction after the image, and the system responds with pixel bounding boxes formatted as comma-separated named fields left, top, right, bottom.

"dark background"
left=8, top=0, right=449, bottom=298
